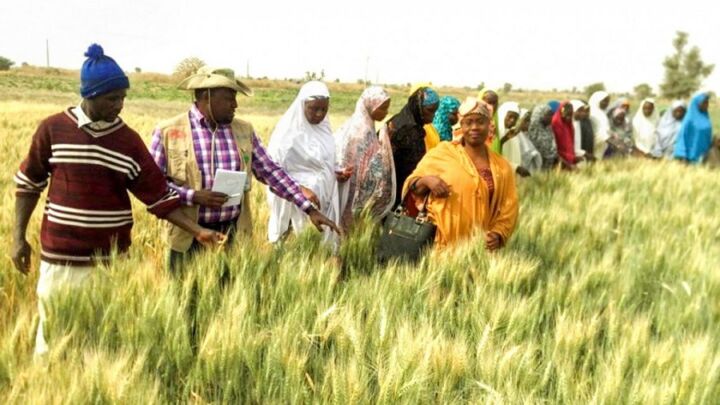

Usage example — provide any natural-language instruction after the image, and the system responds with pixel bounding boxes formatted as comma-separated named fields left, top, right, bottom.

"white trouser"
left=35, top=261, right=94, bottom=357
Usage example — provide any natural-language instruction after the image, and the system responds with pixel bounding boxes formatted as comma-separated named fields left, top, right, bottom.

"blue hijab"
left=432, top=96, right=460, bottom=141
left=548, top=100, right=561, bottom=113
left=674, top=92, right=712, bottom=162
left=422, top=88, right=439, bottom=106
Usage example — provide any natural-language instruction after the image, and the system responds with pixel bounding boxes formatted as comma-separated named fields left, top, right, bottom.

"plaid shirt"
left=150, top=104, right=312, bottom=224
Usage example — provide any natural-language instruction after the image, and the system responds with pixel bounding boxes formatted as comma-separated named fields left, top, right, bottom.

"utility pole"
left=246, top=59, right=250, bottom=79
left=46, top=39, right=50, bottom=67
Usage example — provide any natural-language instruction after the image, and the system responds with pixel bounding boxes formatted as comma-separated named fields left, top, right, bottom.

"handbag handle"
left=398, top=179, right=432, bottom=223
left=416, top=193, right=431, bottom=223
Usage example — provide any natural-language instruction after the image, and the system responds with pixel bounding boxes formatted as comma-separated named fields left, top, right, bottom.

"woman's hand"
left=560, top=159, right=577, bottom=171
left=418, top=176, right=451, bottom=198
left=485, top=232, right=503, bottom=251
left=516, top=166, right=531, bottom=177
left=501, top=128, right=519, bottom=145
left=335, top=166, right=353, bottom=183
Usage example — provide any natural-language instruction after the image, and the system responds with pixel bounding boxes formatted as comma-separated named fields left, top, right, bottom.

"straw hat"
left=177, top=66, right=253, bottom=96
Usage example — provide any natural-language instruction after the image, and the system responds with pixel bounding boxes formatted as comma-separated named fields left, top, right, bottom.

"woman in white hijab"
left=632, top=98, right=659, bottom=155
left=335, top=86, right=395, bottom=232
left=651, top=100, right=687, bottom=159
left=570, top=100, right=591, bottom=161
left=266, top=81, right=340, bottom=247
left=588, top=91, right=611, bottom=160
left=499, top=101, right=530, bottom=177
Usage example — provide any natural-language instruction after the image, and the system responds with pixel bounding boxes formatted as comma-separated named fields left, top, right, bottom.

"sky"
left=1, top=0, right=718, bottom=93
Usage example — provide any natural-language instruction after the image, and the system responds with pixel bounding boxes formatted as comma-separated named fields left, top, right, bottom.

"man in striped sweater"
left=11, top=44, right=224, bottom=356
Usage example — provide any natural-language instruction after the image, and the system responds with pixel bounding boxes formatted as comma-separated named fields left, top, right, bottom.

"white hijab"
left=570, top=99, right=587, bottom=158
left=588, top=91, right=611, bottom=159
left=652, top=100, right=686, bottom=159
left=632, top=98, right=659, bottom=154
left=266, top=81, right=339, bottom=246
left=498, top=101, right=522, bottom=170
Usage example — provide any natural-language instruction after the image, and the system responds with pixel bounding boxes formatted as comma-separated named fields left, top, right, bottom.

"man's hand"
left=14, top=193, right=40, bottom=275
left=301, top=186, right=321, bottom=210
left=12, top=237, right=32, bottom=274
left=194, top=228, right=226, bottom=247
left=192, top=190, right=228, bottom=209
left=165, top=208, right=227, bottom=249
left=308, top=208, right=341, bottom=235
left=485, top=232, right=503, bottom=251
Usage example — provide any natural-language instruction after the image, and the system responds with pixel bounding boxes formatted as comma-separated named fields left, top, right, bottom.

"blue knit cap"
left=80, top=44, right=129, bottom=98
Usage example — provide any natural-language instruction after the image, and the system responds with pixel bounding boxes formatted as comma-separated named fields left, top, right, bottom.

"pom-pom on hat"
left=80, top=43, right=129, bottom=98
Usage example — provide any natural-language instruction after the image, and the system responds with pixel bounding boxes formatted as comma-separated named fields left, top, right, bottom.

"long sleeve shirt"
left=149, top=105, right=312, bottom=224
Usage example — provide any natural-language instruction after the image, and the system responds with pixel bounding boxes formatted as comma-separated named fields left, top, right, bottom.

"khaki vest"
left=157, top=112, right=255, bottom=252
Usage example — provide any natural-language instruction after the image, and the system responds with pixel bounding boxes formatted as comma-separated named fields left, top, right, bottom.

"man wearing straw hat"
left=150, top=66, right=340, bottom=272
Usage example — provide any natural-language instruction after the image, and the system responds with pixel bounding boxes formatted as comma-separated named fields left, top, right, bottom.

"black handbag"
left=376, top=194, right=436, bottom=263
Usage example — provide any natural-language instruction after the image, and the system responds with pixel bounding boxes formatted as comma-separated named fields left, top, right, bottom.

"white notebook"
left=212, top=169, right=247, bottom=207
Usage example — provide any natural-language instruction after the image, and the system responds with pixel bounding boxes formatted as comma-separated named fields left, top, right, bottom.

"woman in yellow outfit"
left=404, top=96, right=518, bottom=250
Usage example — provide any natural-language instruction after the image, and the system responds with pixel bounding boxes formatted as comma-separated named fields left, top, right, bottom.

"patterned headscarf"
left=516, top=108, right=543, bottom=173
left=432, top=96, right=460, bottom=141
left=409, top=81, right=433, bottom=96
left=458, top=96, right=491, bottom=119
left=336, top=86, right=390, bottom=166
left=361, top=86, right=390, bottom=116
left=528, top=104, right=558, bottom=169
left=422, top=88, right=440, bottom=107
left=335, top=86, right=395, bottom=224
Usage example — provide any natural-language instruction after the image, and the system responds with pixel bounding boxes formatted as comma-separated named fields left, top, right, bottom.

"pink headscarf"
left=335, top=87, right=395, bottom=229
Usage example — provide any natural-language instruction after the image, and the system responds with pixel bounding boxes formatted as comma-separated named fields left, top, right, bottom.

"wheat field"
left=1, top=71, right=719, bottom=403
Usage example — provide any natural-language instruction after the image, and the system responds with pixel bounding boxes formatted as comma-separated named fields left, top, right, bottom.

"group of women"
left=500, top=91, right=713, bottom=175
left=264, top=81, right=713, bottom=252
left=266, top=82, right=398, bottom=250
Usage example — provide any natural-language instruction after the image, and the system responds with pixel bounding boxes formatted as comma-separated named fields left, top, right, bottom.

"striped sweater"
left=14, top=107, right=181, bottom=266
